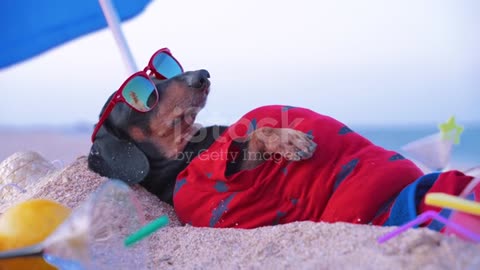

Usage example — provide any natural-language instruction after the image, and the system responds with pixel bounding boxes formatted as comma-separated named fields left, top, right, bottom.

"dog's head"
left=88, top=69, right=211, bottom=185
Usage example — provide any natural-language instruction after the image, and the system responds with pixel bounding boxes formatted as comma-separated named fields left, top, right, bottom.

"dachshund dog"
left=89, top=69, right=478, bottom=230
left=88, top=69, right=317, bottom=205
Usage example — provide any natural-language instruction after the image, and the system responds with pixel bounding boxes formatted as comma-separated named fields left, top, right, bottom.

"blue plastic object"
left=0, top=0, right=151, bottom=69
left=44, top=254, right=85, bottom=270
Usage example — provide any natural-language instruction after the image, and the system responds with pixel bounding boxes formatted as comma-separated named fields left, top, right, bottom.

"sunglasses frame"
left=91, top=48, right=184, bottom=142
left=146, top=48, right=184, bottom=79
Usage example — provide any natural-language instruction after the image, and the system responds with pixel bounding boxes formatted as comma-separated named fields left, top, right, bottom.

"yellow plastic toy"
left=0, top=199, right=70, bottom=270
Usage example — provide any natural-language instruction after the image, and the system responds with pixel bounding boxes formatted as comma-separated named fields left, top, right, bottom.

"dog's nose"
left=185, top=69, right=210, bottom=89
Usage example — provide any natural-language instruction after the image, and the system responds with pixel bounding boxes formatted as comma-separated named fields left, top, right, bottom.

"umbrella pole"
left=98, top=0, right=138, bottom=74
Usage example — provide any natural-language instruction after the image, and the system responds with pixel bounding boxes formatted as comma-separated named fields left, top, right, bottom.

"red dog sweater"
left=173, top=105, right=425, bottom=228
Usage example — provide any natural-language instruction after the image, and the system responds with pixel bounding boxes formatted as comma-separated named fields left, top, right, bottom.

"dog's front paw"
left=259, top=128, right=317, bottom=161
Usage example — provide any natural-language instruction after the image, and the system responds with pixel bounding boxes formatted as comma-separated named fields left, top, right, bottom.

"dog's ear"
left=88, top=126, right=149, bottom=184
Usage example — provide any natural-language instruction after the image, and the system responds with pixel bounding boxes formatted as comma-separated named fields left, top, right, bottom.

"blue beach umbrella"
left=0, top=0, right=151, bottom=72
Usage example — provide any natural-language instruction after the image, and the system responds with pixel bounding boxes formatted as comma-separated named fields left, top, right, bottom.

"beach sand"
left=1, top=151, right=479, bottom=269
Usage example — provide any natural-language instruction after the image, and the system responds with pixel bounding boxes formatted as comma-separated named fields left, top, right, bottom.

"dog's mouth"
left=182, top=109, right=199, bottom=126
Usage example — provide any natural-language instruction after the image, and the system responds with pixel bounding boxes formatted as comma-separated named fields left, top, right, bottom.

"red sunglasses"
left=91, top=48, right=184, bottom=142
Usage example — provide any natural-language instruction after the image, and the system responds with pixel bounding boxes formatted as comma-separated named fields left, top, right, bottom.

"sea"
left=0, top=123, right=478, bottom=171
left=354, top=124, right=479, bottom=170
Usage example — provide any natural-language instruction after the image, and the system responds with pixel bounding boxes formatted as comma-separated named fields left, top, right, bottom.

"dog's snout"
left=185, top=69, right=210, bottom=89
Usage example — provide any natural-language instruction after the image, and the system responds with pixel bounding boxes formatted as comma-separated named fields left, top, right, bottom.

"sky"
left=0, top=0, right=479, bottom=128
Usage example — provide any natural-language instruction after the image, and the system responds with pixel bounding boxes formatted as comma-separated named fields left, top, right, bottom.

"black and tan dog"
left=88, top=69, right=480, bottom=230
left=88, top=69, right=317, bottom=205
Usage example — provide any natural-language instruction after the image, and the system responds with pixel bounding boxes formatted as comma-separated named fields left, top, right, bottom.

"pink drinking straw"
left=377, top=210, right=480, bottom=244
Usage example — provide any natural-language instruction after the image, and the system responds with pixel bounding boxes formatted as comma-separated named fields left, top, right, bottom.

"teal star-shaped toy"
left=438, top=116, right=464, bottom=144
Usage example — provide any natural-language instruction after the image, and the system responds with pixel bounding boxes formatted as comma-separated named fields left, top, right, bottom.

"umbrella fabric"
left=0, top=0, right=151, bottom=69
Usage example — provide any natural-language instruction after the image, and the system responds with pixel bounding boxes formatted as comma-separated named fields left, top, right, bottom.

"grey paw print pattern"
left=246, top=118, right=257, bottom=135
left=214, top=181, right=228, bottom=192
left=209, top=193, right=237, bottom=227
left=389, top=153, right=405, bottom=161
left=333, top=158, right=359, bottom=192
left=173, top=178, right=187, bottom=196
left=272, top=211, right=287, bottom=225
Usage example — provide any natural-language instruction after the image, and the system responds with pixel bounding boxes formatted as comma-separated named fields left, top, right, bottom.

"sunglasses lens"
left=121, top=75, right=158, bottom=112
left=152, top=52, right=183, bottom=79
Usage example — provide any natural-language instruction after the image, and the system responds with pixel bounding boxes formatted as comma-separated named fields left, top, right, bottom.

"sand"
left=1, top=153, right=479, bottom=270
